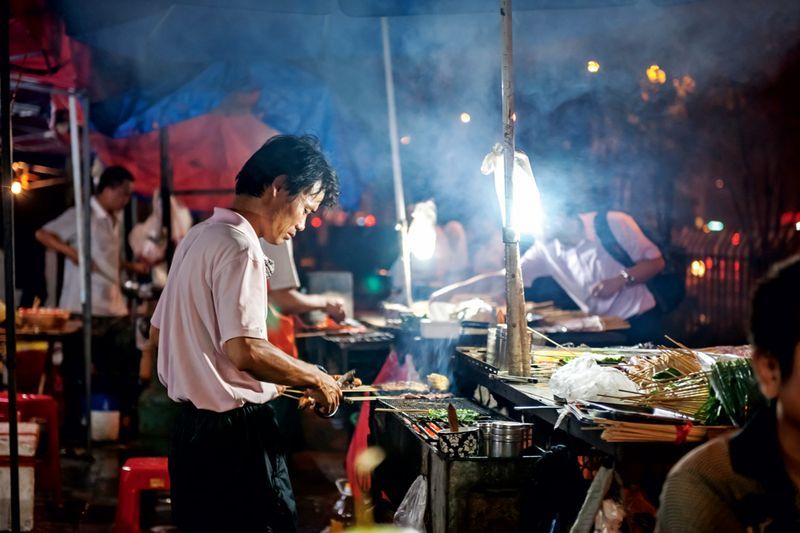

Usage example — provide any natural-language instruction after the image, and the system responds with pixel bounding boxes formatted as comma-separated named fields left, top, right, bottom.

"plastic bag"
left=481, top=143, right=544, bottom=237
left=393, top=474, right=427, bottom=532
left=550, top=355, right=639, bottom=402
left=128, top=189, right=193, bottom=263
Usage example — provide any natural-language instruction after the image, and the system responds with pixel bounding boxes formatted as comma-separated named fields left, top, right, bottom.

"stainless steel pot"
left=488, top=421, right=533, bottom=458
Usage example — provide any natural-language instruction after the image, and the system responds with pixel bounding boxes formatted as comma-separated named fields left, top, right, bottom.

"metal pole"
left=79, top=94, right=93, bottom=452
left=69, top=94, right=92, bottom=450
left=381, top=17, right=412, bottom=307
left=159, top=127, right=174, bottom=269
left=2, top=0, right=22, bottom=527
left=500, top=0, right=529, bottom=377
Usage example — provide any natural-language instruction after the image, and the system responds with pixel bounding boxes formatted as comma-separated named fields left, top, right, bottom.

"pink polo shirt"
left=152, top=208, right=278, bottom=412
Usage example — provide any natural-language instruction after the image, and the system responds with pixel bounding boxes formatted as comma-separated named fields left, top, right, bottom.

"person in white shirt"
left=36, top=166, right=148, bottom=316
left=36, top=166, right=148, bottom=443
left=263, top=240, right=346, bottom=325
left=149, top=135, right=342, bottom=532
left=431, top=206, right=666, bottom=344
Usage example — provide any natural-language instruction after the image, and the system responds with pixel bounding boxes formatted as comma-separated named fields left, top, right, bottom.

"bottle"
left=330, top=478, right=354, bottom=532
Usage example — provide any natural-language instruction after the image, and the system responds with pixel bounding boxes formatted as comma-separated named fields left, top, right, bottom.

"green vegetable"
left=708, top=359, right=767, bottom=427
left=598, top=356, right=625, bottom=364
left=425, top=409, right=480, bottom=425
left=652, top=367, right=683, bottom=381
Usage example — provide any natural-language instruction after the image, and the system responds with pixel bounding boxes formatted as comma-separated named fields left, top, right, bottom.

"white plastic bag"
left=481, top=143, right=544, bottom=237
left=128, top=189, right=193, bottom=263
left=550, top=355, right=639, bottom=401
left=393, top=474, right=427, bottom=532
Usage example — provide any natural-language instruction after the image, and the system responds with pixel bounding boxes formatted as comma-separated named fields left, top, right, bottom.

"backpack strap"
left=593, top=211, right=635, bottom=269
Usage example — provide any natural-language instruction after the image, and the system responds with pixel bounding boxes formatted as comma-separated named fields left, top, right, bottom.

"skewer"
left=374, top=408, right=429, bottom=413
left=284, top=386, right=379, bottom=395
left=280, top=392, right=303, bottom=401
left=345, top=396, right=407, bottom=402
left=528, top=328, right=574, bottom=352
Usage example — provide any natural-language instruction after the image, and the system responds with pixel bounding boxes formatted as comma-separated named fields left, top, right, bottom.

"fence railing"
left=669, top=226, right=800, bottom=345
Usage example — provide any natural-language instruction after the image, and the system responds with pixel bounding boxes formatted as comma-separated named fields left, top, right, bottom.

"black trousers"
left=170, top=401, right=297, bottom=533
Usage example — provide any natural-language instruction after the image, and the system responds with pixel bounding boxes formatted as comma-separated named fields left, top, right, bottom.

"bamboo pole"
left=500, top=0, right=529, bottom=376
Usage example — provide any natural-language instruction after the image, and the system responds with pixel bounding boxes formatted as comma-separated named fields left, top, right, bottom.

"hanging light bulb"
left=407, top=200, right=437, bottom=261
left=481, top=144, right=544, bottom=238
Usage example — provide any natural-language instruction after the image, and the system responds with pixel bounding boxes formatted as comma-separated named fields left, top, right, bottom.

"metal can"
left=475, top=419, right=493, bottom=456
left=488, top=421, right=534, bottom=458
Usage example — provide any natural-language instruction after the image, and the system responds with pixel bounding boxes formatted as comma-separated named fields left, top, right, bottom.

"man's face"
left=261, top=182, right=325, bottom=245
left=102, top=181, right=133, bottom=212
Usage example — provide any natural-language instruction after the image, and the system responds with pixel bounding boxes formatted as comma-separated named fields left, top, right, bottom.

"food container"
left=488, top=421, right=533, bottom=458
left=17, top=308, right=70, bottom=331
left=491, top=325, right=508, bottom=370
left=485, top=327, right=497, bottom=364
left=475, top=420, right=493, bottom=456
left=436, top=427, right=480, bottom=459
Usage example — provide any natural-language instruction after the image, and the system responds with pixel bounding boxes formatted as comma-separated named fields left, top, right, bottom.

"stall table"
left=452, top=346, right=707, bottom=506
left=0, top=320, right=82, bottom=394
left=369, top=396, right=539, bottom=532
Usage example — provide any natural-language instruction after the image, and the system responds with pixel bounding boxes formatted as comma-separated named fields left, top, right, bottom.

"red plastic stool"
left=0, top=393, right=61, bottom=503
left=114, top=457, right=171, bottom=533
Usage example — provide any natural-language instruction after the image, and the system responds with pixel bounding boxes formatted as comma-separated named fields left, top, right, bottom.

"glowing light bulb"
left=10, top=181, right=22, bottom=195
left=707, top=220, right=724, bottom=232
left=587, top=60, right=600, bottom=73
left=460, top=112, right=471, bottom=124
left=690, top=260, right=706, bottom=278
left=408, top=201, right=437, bottom=261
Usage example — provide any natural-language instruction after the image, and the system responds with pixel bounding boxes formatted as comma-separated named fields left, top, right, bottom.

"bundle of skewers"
left=620, top=371, right=710, bottom=418
left=593, top=418, right=711, bottom=443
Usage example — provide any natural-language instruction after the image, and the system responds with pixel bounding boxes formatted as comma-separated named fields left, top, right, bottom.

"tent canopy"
left=13, top=0, right=800, bottom=212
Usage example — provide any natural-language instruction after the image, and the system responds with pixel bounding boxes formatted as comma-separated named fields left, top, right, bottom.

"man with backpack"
left=431, top=205, right=678, bottom=344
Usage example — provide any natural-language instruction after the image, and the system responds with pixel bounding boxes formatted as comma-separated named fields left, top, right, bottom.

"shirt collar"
left=210, top=207, right=263, bottom=256
left=90, top=196, right=109, bottom=220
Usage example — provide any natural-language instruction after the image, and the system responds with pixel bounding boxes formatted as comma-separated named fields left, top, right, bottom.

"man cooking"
left=430, top=202, right=667, bottom=344
left=149, top=135, right=342, bottom=532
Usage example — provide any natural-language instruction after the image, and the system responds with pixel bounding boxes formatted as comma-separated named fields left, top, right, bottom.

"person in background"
left=390, top=200, right=469, bottom=301
left=262, top=239, right=346, bottom=359
left=656, top=256, right=800, bottom=532
left=36, top=165, right=148, bottom=442
left=150, top=135, right=342, bottom=532
left=430, top=203, right=666, bottom=344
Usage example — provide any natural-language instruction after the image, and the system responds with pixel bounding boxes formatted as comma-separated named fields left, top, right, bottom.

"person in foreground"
left=149, top=135, right=343, bottom=532
left=656, top=255, right=800, bottom=532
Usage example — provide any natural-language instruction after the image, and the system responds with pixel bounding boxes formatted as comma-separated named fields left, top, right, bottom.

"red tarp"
left=92, top=112, right=279, bottom=212
left=11, top=1, right=90, bottom=91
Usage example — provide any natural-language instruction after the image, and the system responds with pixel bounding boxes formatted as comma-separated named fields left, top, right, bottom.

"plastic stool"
left=0, top=393, right=61, bottom=503
left=114, top=457, right=170, bottom=533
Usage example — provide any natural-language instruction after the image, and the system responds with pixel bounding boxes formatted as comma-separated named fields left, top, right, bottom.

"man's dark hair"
left=750, top=255, right=800, bottom=380
left=235, top=134, right=339, bottom=207
left=96, top=166, right=134, bottom=193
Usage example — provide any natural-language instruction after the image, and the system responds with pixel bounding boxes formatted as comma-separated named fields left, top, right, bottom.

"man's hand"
left=589, top=276, right=627, bottom=299
left=309, top=370, right=342, bottom=414
left=323, top=297, right=346, bottom=323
